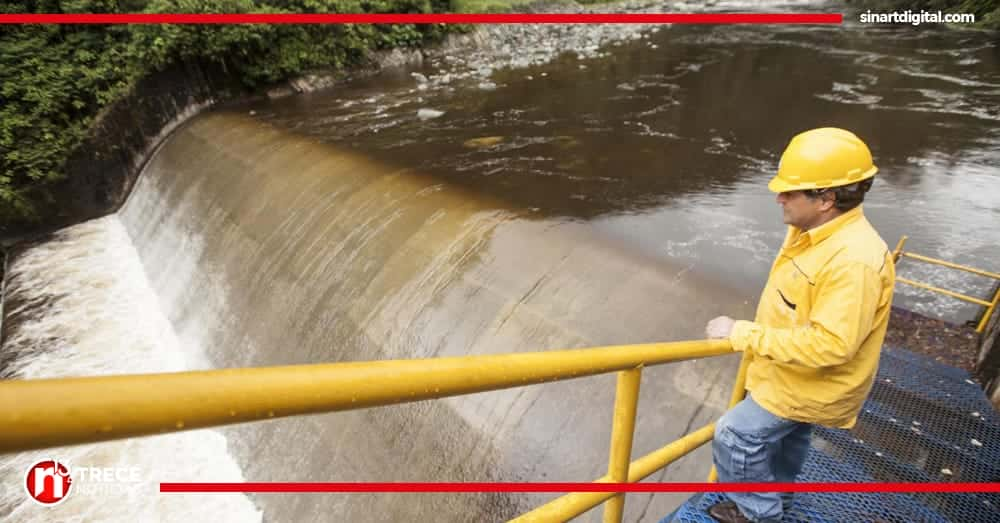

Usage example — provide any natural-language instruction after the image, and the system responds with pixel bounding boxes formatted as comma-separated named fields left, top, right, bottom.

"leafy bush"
left=0, top=0, right=455, bottom=229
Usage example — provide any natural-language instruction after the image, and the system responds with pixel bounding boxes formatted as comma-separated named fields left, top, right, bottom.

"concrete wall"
left=11, top=61, right=249, bottom=241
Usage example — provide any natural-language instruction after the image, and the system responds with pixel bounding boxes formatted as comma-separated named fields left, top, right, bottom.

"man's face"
left=776, top=190, right=826, bottom=229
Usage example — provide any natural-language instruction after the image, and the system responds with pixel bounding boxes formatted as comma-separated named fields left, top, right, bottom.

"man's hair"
left=805, top=178, right=874, bottom=212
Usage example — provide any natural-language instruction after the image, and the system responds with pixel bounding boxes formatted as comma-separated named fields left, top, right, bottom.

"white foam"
left=0, top=216, right=260, bottom=523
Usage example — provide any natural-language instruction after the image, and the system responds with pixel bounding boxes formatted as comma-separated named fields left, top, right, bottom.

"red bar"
left=0, top=13, right=842, bottom=25
left=159, top=482, right=1000, bottom=493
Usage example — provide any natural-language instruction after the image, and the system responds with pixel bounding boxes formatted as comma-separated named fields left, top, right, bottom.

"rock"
left=478, top=81, right=497, bottom=91
left=417, top=108, right=445, bottom=121
left=266, top=86, right=296, bottom=100
left=377, top=48, right=423, bottom=70
left=411, top=72, right=429, bottom=84
left=288, top=74, right=338, bottom=93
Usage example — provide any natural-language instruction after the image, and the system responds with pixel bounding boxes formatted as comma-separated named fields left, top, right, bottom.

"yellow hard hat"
left=768, top=128, right=878, bottom=193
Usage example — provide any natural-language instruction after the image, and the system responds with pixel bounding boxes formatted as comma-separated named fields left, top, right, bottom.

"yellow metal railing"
left=512, top=424, right=718, bottom=522
left=604, top=368, right=641, bottom=522
left=0, top=338, right=739, bottom=522
left=516, top=355, right=750, bottom=523
left=892, top=235, right=1000, bottom=333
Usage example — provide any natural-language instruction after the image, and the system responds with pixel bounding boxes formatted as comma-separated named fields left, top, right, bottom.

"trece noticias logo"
left=25, top=460, right=73, bottom=506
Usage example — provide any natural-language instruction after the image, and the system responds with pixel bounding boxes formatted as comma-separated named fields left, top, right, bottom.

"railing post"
left=603, top=367, right=642, bottom=523
left=512, top=424, right=717, bottom=522
left=707, top=352, right=751, bottom=482
left=976, top=284, right=1000, bottom=334
left=892, top=235, right=908, bottom=263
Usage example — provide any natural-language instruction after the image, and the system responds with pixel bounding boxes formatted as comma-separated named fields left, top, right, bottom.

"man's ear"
left=819, top=192, right=837, bottom=212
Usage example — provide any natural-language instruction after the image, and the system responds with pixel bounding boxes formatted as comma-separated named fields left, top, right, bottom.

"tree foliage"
left=0, top=0, right=456, bottom=228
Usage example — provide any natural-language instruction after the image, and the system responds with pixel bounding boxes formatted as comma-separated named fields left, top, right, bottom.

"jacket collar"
left=785, top=205, right=864, bottom=248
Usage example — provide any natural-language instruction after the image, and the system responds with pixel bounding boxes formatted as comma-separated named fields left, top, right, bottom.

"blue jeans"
left=712, top=394, right=813, bottom=522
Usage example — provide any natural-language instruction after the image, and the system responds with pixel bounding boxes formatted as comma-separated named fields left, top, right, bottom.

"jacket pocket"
left=776, top=259, right=813, bottom=322
left=776, top=288, right=797, bottom=310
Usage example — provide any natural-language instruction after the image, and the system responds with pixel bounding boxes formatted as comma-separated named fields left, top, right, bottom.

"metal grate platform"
left=661, top=346, right=1000, bottom=523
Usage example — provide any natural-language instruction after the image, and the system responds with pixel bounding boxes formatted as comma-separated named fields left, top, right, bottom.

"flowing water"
left=2, top=2, right=998, bottom=522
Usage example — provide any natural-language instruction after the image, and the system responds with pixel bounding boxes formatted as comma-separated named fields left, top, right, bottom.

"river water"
left=2, top=2, right=998, bottom=522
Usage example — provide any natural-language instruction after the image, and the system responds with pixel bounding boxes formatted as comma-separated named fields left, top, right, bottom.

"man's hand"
left=706, top=316, right=736, bottom=339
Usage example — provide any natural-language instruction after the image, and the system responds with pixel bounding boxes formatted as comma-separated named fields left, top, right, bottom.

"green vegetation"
left=453, top=0, right=609, bottom=13
left=0, top=0, right=455, bottom=229
left=453, top=0, right=549, bottom=13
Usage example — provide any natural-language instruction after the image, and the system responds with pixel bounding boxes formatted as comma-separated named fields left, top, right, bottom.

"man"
left=703, top=128, right=896, bottom=523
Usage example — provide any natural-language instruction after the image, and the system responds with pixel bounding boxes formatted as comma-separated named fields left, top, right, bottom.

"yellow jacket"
left=729, top=206, right=895, bottom=428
